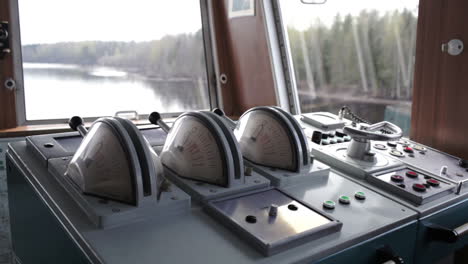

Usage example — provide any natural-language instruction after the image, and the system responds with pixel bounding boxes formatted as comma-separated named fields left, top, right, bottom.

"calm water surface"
left=23, top=63, right=209, bottom=120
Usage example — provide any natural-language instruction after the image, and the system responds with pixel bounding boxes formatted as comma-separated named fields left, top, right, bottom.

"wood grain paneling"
left=411, top=0, right=468, bottom=159
left=0, top=0, right=18, bottom=129
left=211, top=0, right=277, bottom=116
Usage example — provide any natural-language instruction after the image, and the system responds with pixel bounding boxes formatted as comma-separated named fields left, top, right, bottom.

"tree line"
left=22, top=31, right=207, bottom=79
left=22, top=9, right=417, bottom=99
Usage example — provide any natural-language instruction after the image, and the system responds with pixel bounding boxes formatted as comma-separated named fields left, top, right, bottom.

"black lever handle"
left=376, top=245, right=404, bottom=264
left=149, top=112, right=170, bottom=133
left=426, top=222, right=468, bottom=243
left=68, top=116, right=88, bottom=137
left=212, top=108, right=236, bottom=129
left=212, top=108, right=225, bottom=116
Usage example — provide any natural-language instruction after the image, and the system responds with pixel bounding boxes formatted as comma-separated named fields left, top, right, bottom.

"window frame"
left=10, top=0, right=219, bottom=125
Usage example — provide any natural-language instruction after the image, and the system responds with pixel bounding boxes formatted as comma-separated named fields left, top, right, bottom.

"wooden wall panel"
left=411, top=0, right=468, bottom=159
left=435, top=0, right=468, bottom=159
left=211, top=0, right=277, bottom=116
left=0, top=0, right=18, bottom=129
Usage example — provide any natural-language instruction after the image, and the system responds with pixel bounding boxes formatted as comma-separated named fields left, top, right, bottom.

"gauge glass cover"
left=161, top=115, right=227, bottom=186
left=67, top=122, right=136, bottom=204
left=234, top=110, right=297, bottom=171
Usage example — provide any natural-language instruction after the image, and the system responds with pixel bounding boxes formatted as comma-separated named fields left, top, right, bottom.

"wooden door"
left=411, top=0, right=468, bottom=159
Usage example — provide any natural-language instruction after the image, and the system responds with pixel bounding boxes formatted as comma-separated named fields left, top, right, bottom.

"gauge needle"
left=251, top=124, right=264, bottom=142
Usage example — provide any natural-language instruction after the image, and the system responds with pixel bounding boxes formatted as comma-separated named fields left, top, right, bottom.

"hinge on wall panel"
left=0, top=21, right=11, bottom=60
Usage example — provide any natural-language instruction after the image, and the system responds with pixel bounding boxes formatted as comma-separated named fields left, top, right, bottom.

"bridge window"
left=16, top=0, right=214, bottom=123
left=279, top=0, right=419, bottom=135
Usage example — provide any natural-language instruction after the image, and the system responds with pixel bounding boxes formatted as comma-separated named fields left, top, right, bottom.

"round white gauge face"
left=161, top=115, right=227, bottom=186
left=234, top=110, right=298, bottom=171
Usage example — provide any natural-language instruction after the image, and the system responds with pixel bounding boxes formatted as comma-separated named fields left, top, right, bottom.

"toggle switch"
left=269, top=204, right=279, bottom=217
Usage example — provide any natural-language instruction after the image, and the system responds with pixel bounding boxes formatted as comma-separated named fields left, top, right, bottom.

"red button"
left=391, top=175, right=404, bottom=182
left=404, top=147, right=414, bottom=153
left=413, top=183, right=426, bottom=192
left=406, top=171, right=418, bottom=178
left=427, top=179, right=440, bottom=187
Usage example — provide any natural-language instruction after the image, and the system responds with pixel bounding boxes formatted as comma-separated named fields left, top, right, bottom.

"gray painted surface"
left=0, top=139, right=21, bottom=264
left=6, top=140, right=419, bottom=264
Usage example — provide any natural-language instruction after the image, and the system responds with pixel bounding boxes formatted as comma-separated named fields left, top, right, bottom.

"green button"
left=323, top=200, right=336, bottom=209
left=0, top=161, right=3, bottom=165
left=0, top=148, right=3, bottom=153
left=0, top=166, right=4, bottom=171
left=339, top=195, right=351, bottom=204
left=355, top=191, right=366, bottom=200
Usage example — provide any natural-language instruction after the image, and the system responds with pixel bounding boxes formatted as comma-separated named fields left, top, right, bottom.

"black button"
left=321, top=134, right=329, bottom=139
left=413, top=183, right=426, bottom=192
left=387, top=142, right=397, bottom=148
left=403, top=147, right=414, bottom=153
left=288, top=204, right=298, bottom=211
left=397, top=183, right=406, bottom=188
left=427, top=179, right=440, bottom=187
left=336, top=130, right=346, bottom=137
left=391, top=175, right=404, bottom=182
left=406, top=171, right=418, bottom=178
left=311, top=131, right=322, bottom=144
left=459, top=159, right=468, bottom=168
left=245, top=215, right=257, bottom=224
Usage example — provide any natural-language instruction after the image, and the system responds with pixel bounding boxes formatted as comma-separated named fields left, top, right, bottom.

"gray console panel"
left=246, top=159, right=330, bottom=187
left=48, top=157, right=191, bottom=229
left=162, top=166, right=270, bottom=201
left=7, top=141, right=418, bottom=264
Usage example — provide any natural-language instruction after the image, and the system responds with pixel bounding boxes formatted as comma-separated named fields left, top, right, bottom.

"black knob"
left=335, top=130, right=347, bottom=137
left=68, top=116, right=84, bottom=131
left=311, top=131, right=322, bottom=144
left=149, top=112, right=162, bottom=125
left=459, top=159, right=468, bottom=168
left=212, top=108, right=225, bottom=116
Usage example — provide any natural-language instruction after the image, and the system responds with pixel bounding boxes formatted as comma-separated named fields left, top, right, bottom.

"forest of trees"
left=287, top=9, right=417, bottom=102
left=22, top=31, right=207, bottom=79
left=22, top=9, right=417, bottom=100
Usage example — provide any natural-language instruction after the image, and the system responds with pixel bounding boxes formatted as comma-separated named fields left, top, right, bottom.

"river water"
left=22, top=63, right=210, bottom=120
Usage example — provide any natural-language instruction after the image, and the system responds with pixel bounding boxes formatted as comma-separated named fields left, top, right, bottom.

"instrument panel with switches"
left=5, top=107, right=468, bottom=264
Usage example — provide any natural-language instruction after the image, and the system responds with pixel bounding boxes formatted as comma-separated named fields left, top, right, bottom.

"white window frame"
left=10, top=0, right=219, bottom=125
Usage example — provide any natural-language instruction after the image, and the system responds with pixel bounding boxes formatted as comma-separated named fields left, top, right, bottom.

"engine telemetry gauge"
left=150, top=111, right=244, bottom=188
left=233, top=106, right=308, bottom=172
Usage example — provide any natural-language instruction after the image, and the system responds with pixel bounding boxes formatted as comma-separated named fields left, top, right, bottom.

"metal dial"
left=161, top=115, right=228, bottom=186
left=234, top=109, right=299, bottom=171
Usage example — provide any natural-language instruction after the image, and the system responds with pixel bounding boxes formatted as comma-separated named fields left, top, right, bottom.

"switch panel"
left=369, top=167, right=455, bottom=205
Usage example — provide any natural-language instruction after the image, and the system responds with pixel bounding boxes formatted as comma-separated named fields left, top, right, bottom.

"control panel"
left=298, top=109, right=468, bottom=207
left=9, top=106, right=468, bottom=264
left=370, top=139, right=468, bottom=184
left=368, top=167, right=455, bottom=205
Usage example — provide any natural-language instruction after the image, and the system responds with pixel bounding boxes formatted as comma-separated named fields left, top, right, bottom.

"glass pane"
left=280, top=0, right=419, bottom=135
left=18, top=0, right=210, bottom=121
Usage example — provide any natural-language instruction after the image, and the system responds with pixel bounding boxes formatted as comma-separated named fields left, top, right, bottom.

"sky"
left=18, top=0, right=419, bottom=45
left=18, top=0, right=204, bottom=45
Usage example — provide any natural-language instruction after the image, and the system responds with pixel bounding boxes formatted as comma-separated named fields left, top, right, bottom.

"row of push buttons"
left=323, top=192, right=366, bottom=209
left=311, top=130, right=351, bottom=145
